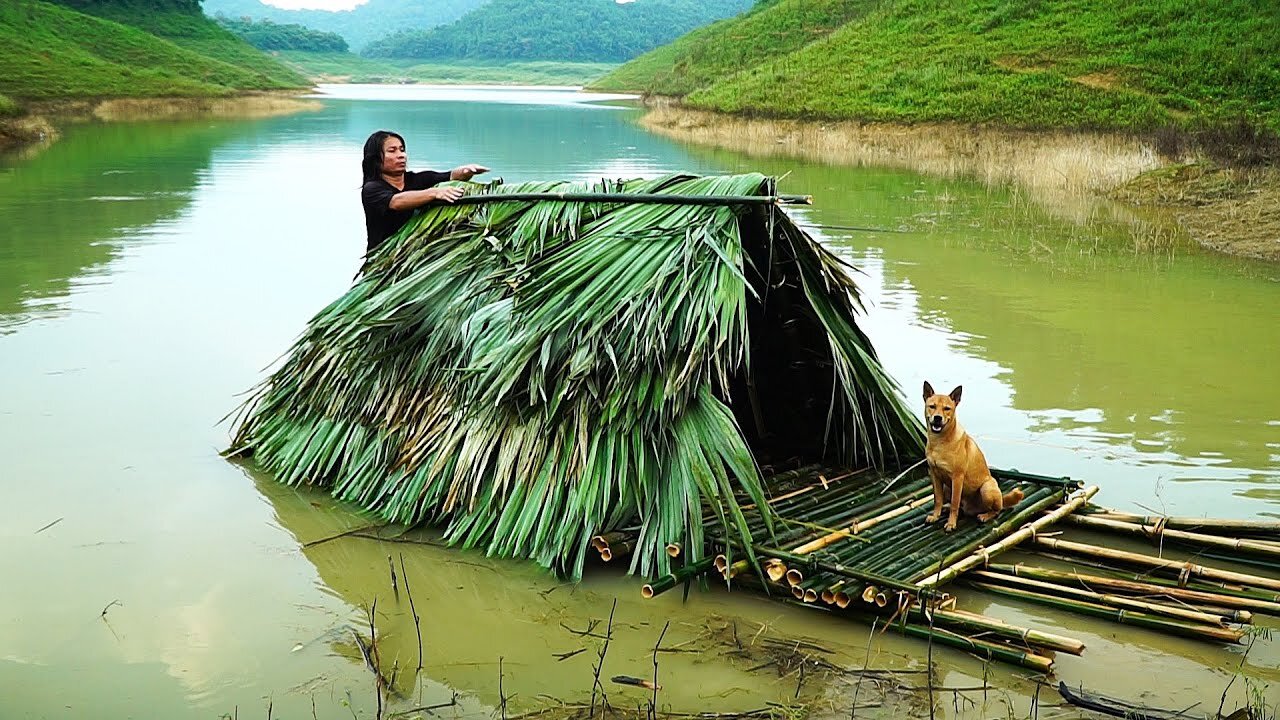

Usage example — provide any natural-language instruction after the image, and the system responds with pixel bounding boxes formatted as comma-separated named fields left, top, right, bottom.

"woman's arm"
left=388, top=185, right=465, bottom=211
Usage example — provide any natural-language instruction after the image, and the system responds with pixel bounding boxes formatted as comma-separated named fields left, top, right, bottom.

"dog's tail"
left=1002, top=488, right=1025, bottom=507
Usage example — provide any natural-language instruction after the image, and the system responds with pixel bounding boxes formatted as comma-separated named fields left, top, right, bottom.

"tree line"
left=362, top=0, right=752, bottom=62
left=214, top=16, right=348, bottom=52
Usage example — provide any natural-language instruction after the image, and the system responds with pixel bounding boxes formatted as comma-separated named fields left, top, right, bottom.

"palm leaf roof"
left=229, top=172, right=923, bottom=579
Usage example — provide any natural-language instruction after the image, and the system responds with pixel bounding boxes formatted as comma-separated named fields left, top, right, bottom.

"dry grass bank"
left=0, top=92, right=321, bottom=155
left=1112, top=164, right=1280, bottom=263
left=640, top=102, right=1164, bottom=193
left=640, top=102, right=1278, bottom=263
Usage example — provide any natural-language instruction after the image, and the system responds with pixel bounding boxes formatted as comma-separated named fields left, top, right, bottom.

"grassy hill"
left=593, top=0, right=1280, bottom=133
left=362, top=0, right=753, bottom=63
left=0, top=0, right=306, bottom=102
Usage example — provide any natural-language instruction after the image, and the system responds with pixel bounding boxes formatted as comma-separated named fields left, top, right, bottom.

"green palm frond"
left=230, top=173, right=923, bottom=579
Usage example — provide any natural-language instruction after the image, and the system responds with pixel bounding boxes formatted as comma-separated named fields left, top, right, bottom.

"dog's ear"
left=923, top=381, right=934, bottom=400
left=949, top=386, right=963, bottom=405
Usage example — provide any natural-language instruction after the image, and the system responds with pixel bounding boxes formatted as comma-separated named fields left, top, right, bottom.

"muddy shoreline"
left=637, top=100, right=1280, bottom=263
left=0, top=91, right=321, bottom=154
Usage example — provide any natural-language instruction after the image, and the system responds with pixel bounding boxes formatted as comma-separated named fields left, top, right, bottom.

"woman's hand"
left=449, top=164, right=490, bottom=181
left=429, top=185, right=466, bottom=203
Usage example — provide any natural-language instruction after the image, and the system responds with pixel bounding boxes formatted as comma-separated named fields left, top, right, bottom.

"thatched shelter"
left=229, top=173, right=923, bottom=579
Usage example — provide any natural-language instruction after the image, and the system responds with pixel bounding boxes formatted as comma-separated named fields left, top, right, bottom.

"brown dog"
left=922, top=382, right=1023, bottom=532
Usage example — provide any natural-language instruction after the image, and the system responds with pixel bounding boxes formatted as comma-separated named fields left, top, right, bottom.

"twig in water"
left=267, top=696, right=273, bottom=720
left=590, top=600, right=617, bottom=720
left=648, top=621, right=670, bottom=720
left=34, top=517, right=63, bottom=534
left=851, top=618, right=877, bottom=720
left=101, top=600, right=122, bottom=618
left=612, top=676, right=659, bottom=690
left=399, top=553, right=424, bottom=671
left=389, top=693, right=458, bottom=718
left=302, top=524, right=387, bottom=548
left=553, top=648, right=586, bottom=662
left=388, top=555, right=398, bottom=595
left=499, top=657, right=508, bottom=720
left=561, top=619, right=605, bottom=639
left=1218, top=633, right=1258, bottom=719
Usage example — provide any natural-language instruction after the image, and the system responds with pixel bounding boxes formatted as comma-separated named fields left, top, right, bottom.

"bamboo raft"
left=607, top=463, right=1280, bottom=673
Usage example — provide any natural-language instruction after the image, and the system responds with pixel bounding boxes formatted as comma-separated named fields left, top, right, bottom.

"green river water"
left=1, top=85, right=1277, bottom=719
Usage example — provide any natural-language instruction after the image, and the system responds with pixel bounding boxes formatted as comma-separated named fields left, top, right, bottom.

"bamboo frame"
left=963, top=580, right=1245, bottom=644
left=970, top=570, right=1238, bottom=626
left=1032, top=536, right=1280, bottom=592
left=988, top=563, right=1276, bottom=618
left=1081, top=505, right=1280, bottom=535
left=1061, top=514, right=1280, bottom=558
left=916, top=486, right=1099, bottom=587
left=449, top=192, right=814, bottom=207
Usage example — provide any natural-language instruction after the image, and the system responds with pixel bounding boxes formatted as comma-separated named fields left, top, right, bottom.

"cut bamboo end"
left=641, top=584, right=656, bottom=599
left=666, top=543, right=682, bottom=558
left=834, top=592, right=852, bottom=609
left=820, top=589, right=837, bottom=604
left=714, top=554, right=728, bottom=573
left=875, top=592, right=889, bottom=608
left=803, top=588, right=819, bottom=603
left=861, top=585, right=879, bottom=604
left=790, top=584, right=805, bottom=600
left=764, top=559, right=788, bottom=582
left=785, top=568, right=804, bottom=587
left=601, top=548, right=614, bottom=562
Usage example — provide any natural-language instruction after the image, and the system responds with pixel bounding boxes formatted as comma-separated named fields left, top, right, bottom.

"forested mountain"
left=215, top=17, right=348, bottom=52
left=361, top=0, right=753, bottom=62
left=201, top=0, right=488, bottom=52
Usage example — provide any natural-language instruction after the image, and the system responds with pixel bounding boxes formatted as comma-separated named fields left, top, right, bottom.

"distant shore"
left=639, top=101, right=1280, bottom=263
left=0, top=91, right=321, bottom=154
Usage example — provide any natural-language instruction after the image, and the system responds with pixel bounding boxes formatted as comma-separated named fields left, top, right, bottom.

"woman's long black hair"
left=361, top=130, right=405, bottom=184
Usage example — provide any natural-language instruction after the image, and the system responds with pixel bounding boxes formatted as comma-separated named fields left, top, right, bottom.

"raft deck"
left=603, top=464, right=1280, bottom=673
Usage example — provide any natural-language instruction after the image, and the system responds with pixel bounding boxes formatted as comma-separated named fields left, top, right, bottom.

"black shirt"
left=361, top=170, right=451, bottom=252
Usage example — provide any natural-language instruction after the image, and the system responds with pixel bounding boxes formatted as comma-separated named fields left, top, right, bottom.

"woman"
left=360, top=130, right=489, bottom=253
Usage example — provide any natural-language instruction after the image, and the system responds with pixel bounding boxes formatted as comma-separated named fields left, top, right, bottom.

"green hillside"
left=363, top=0, right=753, bottom=63
left=0, top=0, right=306, bottom=101
left=594, top=0, right=1280, bottom=133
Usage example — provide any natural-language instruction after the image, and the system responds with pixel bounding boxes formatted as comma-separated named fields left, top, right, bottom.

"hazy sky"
left=261, top=0, right=366, bottom=10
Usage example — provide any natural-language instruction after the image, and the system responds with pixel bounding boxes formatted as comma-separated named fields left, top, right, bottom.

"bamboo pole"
left=893, top=486, right=1062, bottom=580
left=991, top=467, right=1081, bottom=488
left=987, top=563, right=1275, bottom=619
left=601, top=539, right=634, bottom=562
left=642, top=557, right=718, bottom=599
left=1081, top=505, right=1280, bottom=536
left=970, top=569, right=1238, bottom=626
left=917, top=486, right=1100, bottom=587
left=962, top=580, right=1245, bottom=644
left=743, top=545, right=944, bottom=600
left=865, top=486, right=1049, bottom=579
left=1032, top=536, right=1280, bottom=593
left=1061, top=514, right=1280, bottom=558
left=927, top=607, right=1086, bottom=655
left=451, top=192, right=815, bottom=208
left=842, top=608, right=1055, bottom=673
left=790, top=495, right=935, bottom=555
left=1030, top=550, right=1280, bottom=603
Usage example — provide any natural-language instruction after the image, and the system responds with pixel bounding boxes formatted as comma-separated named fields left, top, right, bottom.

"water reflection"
left=1, top=86, right=1277, bottom=719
